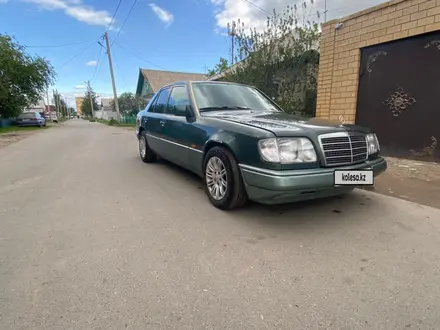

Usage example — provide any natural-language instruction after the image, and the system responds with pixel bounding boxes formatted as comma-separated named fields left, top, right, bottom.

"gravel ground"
left=1, top=120, right=440, bottom=330
left=366, top=157, right=440, bottom=209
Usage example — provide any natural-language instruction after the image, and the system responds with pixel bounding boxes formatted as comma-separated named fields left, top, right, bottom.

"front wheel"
left=138, top=131, right=157, bottom=163
left=203, top=146, right=248, bottom=210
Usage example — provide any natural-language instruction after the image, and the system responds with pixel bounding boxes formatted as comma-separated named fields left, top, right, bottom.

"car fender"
left=203, top=130, right=244, bottom=163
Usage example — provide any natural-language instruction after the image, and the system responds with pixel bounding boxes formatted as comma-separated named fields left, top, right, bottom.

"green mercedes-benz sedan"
left=135, top=81, right=387, bottom=210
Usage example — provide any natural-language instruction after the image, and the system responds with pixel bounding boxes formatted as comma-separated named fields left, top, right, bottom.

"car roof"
left=161, top=80, right=252, bottom=90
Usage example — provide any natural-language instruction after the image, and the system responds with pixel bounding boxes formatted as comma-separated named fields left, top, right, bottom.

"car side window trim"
left=150, top=92, right=161, bottom=113
left=152, top=87, right=171, bottom=114
left=145, top=93, right=159, bottom=112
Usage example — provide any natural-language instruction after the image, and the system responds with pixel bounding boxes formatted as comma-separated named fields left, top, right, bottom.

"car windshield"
left=18, top=113, right=37, bottom=119
left=192, top=82, right=281, bottom=112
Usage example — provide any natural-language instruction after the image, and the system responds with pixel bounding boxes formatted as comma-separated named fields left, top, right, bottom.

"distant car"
left=16, top=112, right=46, bottom=127
left=50, top=113, right=58, bottom=123
left=135, top=81, right=387, bottom=210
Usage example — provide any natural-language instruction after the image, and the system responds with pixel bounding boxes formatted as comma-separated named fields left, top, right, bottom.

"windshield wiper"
left=199, top=106, right=251, bottom=112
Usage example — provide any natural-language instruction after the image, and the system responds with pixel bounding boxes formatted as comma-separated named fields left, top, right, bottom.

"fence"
left=0, top=118, right=13, bottom=128
left=120, top=115, right=136, bottom=125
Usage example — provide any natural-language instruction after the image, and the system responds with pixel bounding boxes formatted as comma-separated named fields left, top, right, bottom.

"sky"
left=0, top=0, right=387, bottom=109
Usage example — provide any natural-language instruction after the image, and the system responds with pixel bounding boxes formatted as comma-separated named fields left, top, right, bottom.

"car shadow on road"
left=150, top=158, right=380, bottom=231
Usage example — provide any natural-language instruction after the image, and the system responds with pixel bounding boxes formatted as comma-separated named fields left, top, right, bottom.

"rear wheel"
left=139, top=130, right=157, bottom=163
left=203, top=146, right=248, bottom=210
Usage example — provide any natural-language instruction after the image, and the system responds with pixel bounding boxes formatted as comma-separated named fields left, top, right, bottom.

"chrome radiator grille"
left=318, top=132, right=368, bottom=166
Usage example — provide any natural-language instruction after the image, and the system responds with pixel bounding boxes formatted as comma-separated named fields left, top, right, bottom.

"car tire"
left=138, top=130, right=157, bottom=163
left=203, top=146, right=248, bottom=210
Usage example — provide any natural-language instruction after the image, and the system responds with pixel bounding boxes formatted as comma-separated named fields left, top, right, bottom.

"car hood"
left=201, top=111, right=370, bottom=136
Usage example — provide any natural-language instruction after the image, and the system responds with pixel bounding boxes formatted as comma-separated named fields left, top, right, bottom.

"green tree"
left=0, top=34, right=56, bottom=118
left=207, top=57, right=229, bottom=77
left=220, top=1, right=321, bottom=116
left=111, top=92, right=148, bottom=116
left=80, top=86, right=99, bottom=118
left=52, top=91, right=67, bottom=117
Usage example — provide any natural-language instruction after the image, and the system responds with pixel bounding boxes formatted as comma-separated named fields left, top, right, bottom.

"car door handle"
left=159, top=120, right=166, bottom=126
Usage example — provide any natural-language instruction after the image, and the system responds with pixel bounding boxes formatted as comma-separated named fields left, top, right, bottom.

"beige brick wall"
left=316, top=0, right=440, bottom=123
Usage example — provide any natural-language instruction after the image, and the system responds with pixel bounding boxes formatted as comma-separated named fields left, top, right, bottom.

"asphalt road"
left=1, top=120, right=440, bottom=330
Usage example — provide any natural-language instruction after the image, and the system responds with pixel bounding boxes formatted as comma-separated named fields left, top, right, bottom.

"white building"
left=25, top=98, right=46, bottom=112
left=95, top=98, right=118, bottom=120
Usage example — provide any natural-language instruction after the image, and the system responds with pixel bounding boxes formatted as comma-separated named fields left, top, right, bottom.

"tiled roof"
left=140, top=69, right=207, bottom=92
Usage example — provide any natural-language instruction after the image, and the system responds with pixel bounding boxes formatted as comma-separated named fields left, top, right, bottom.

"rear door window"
left=151, top=88, right=171, bottom=114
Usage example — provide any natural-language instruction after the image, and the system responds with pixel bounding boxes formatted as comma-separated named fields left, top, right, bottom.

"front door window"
left=166, top=86, right=190, bottom=114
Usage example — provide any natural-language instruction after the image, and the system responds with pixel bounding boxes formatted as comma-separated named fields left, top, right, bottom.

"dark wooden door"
left=356, top=31, right=440, bottom=161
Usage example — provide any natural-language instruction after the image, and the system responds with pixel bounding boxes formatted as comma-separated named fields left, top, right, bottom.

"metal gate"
left=355, top=30, right=440, bottom=162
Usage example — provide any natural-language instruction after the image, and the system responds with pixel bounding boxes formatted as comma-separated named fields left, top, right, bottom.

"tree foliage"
left=80, top=86, right=99, bottom=118
left=0, top=34, right=56, bottom=118
left=111, top=92, right=148, bottom=116
left=53, top=91, right=66, bottom=110
left=207, top=57, right=229, bottom=77
left=217, top=1, right=321, bottom=116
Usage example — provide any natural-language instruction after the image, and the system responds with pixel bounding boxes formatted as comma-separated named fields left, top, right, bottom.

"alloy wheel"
left=139, top=136, right=146, bottom=158
left=206, top=156, right=228, bottom=200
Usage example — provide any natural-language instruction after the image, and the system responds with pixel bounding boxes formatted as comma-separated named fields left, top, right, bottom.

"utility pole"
left=63, top=96, right=66, bottom=119
left=86, top=80, right=95, bottom=118
left=65, top=96, right=69, bottom=118
left=324, top=0, right=328, bottom=22
left=53, top=89, right=59, bottom=119
left=46, top=89, right=50, bottom=117
left=227, top=21, right=237, bottom=65
left=103, top=32, right=121, bottom=120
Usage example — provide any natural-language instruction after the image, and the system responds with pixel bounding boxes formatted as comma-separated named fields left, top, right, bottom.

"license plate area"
left=334, top=169, right=374, bottom=186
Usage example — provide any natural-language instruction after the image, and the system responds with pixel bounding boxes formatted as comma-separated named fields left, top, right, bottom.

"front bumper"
left=239, top=157, right=387, bottom=205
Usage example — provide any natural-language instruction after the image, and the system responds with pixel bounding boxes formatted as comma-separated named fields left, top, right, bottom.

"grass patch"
left=116, top=123, right=136, bottom=127
left=0, top=126, right=48, bottom=134
left=96, top=118, right=136, bottom=127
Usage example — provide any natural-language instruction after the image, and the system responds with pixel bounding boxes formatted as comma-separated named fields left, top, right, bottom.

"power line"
left=242, top=0, right=271, bottom=15
left=241, top=0, right=367, bottom=21
left=113, top=42, right=168, bottom=71
left=91, top=38, right=105, bottom=82
left=57, top=39, right=99, bottom=69
left=111, top=0, right=139, bottom=46
left=107, top=0, right=124, bottom=32
left=25, top=38, right=97, bottom=48
left=111, top=48, right=130, bottom=92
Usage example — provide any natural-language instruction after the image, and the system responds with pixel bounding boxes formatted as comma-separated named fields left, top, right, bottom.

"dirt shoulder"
left=0, top=123, right=60, bottom=149
left=364, top=157, right=440, bottom=209
left=0, top=130, right=42, bottom=149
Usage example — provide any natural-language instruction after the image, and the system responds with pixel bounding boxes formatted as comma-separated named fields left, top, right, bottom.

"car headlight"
left=258, top=138, right=317, bottom=163
left=366, top=133, right=380, bottom=155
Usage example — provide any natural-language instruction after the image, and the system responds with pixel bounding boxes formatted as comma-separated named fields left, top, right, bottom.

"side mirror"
left=174, top=104, right=191, bottom=117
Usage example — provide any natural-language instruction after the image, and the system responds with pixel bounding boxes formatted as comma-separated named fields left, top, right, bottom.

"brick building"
left=316, top=0, right=440, bottom=160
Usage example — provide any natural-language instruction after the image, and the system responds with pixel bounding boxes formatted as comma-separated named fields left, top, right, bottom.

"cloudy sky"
left=0, top=0, right=387, bottom=107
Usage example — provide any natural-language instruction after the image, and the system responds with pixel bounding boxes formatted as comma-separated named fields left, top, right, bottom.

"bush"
left=89, top=118, right=96, bottom=122
left=108, top=118, right=117, bottom=126
left=215, top=1, right=320, bottom=117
